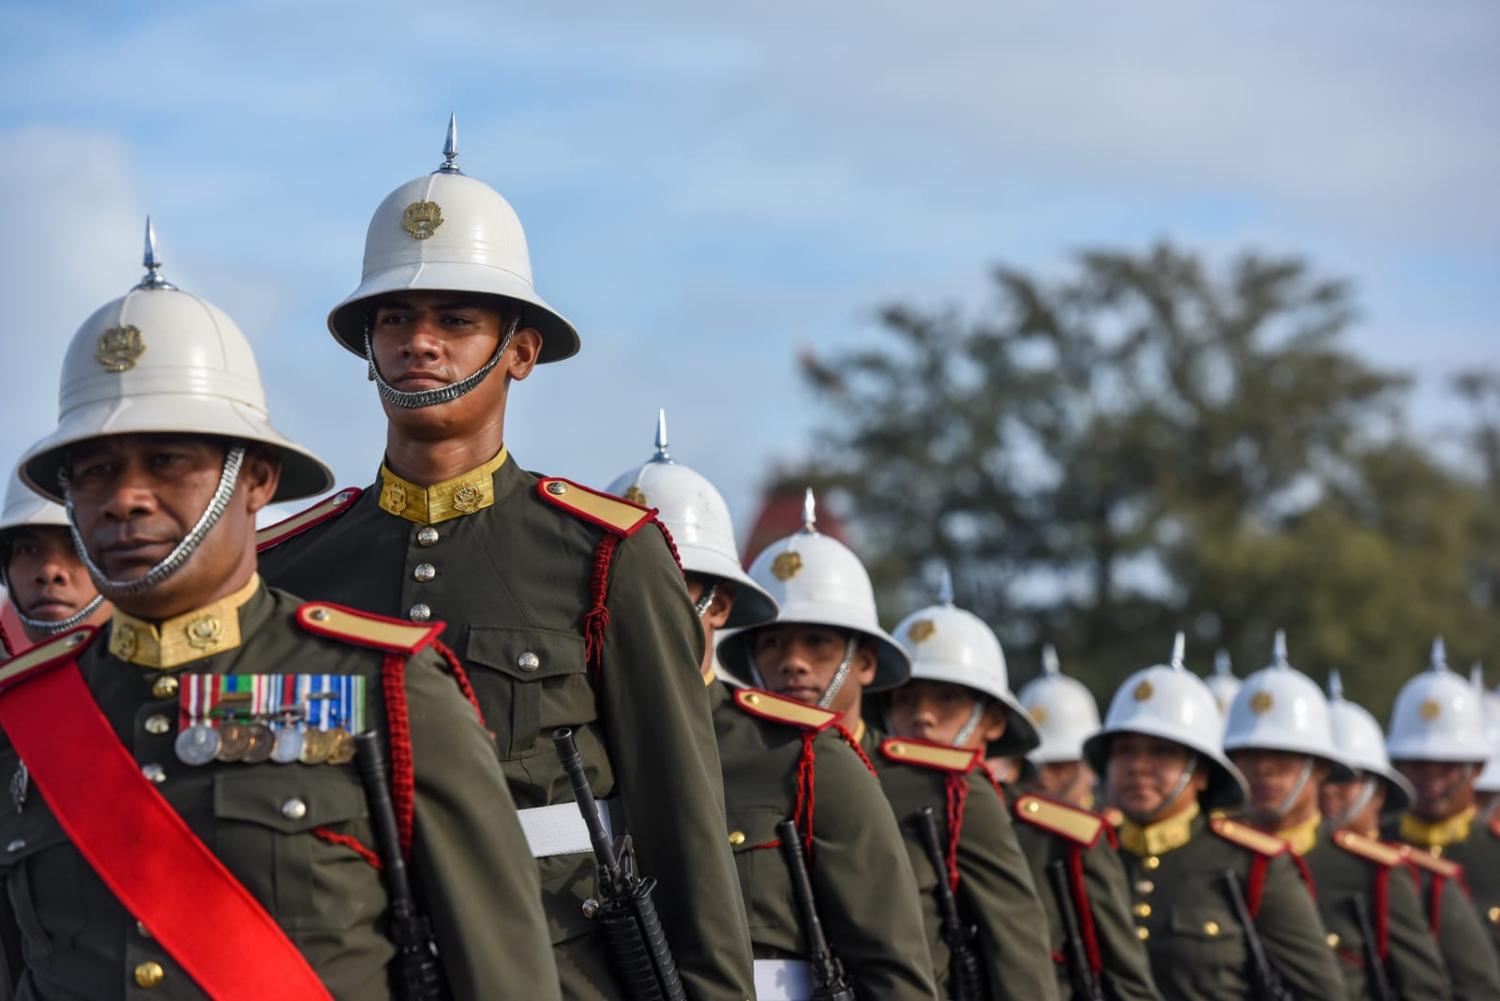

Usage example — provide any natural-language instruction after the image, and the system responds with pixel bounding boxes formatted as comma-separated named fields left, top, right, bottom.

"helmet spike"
left=1272, top=630, right=1289, bottom=668
left=1471, top=662, right=1484, bottom=689
left=1042, top=644, right=1061, bottom=676
left=653, top=408, right=670, bottom=461
left=1328, top=668, right=1344, bottom=701
left=439, top=113, right=461, bottom=173
left=1170, top=632, right=1186, bottom=671
left=936, top=566, right=955, bottom=605
left=802, top=488, right=817, bottom=533
left=136, top=216, right=175, bottom=290
left=1430, top=636, right=1448, bottom=672
left=1214, top=648, right=1233, bottom=678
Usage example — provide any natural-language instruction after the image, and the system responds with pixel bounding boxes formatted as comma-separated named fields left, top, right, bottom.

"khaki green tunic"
left=1440, top=814, right=1500, bottom=956
left=260, top=456, right=755, bottom=1000
left=1116, top=812, right=1343, bottom=1000
left=1006, top=788, right=1161, bottom=1001
left=1300, top=827, right=1447, bottom=1000
left=712, top=683, right=937, bottom=998
left=859, top=727, right=1059, bottom=1001
left=0, top=584, right=557, bottom=1000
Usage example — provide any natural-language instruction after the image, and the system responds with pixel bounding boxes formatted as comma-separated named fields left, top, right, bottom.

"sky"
left=1, top=0, right=1496, bottom=536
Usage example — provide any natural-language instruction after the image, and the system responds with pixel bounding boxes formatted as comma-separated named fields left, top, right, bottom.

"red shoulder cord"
left=581, top=516, right=683, bottom=683
left=431, top=639, right=483, bottom=721
left=1068, top=843, right=1104, bottom=975
left=1428, top=873, right=1446, bottom=935
left=834, top=724, right=877, bottom=775
left=944, top=773, right=969, bottom=893
left=792, top=731, right=818, bottom=861
left=381, top=652, right=416, bottom=859
left=1373, top=865, right=1390, bottom=960
left=1289, top=850, right=1317, bottom=900
left=1246, top=853, right=1270, bottom=919
left=311, top=827, right=382, bottom=870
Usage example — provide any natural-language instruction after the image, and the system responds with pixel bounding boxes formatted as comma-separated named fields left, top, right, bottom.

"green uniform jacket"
left=0, top=585, right=557, bottom=1000
left=712, top=683, right=937, bottom=999
left=859, top=727, right=1059, bottom=1001
left=260, top=458, right=755, bottom=1001
left=1116, top=812, right=1343, bottom=1001
left=1301, top=827, right=1448, bottom=1000
left=1441, top=813, right=1500, bottom=956
left=1006, top=788, right=1162, bottom=1001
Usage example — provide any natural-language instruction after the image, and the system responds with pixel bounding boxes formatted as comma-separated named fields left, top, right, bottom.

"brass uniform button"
left=1136, top=927, right=1150, bottom=941
left=281, top=798, right=308, bottom=821
left=744, top=693, right=761, bottom=705
left=408, top=603, right=432, bottom=622
left=1489, top=906, right=1500, bottom=924
left=416, top=526, right=440, bottom=546
left=1430, top=845, right=1444, bottom=858
left=728, top=831, right=746, bottom=847
left=134, top=961, right=165, bottom=988
left=546, top=481, right=568, bottom=496
left=413, top=563, right=436, bottom=582
left=1135, top=880, right=1154, bottom=895
left=150, top=675, right=179, bottom=699
left=1326, top=932, right=1339, bottom=948
left=144, top=714, right=172, bottom=736
left=1133, top=903, right=1151, bottom=918
left=517, top=652, right=541, bottom=673
left=1025, top=801, right=1041, bottom=814
left=1204, top=921, right=1221, bottom=937
left=1143, top=855, right=1161, bottom=871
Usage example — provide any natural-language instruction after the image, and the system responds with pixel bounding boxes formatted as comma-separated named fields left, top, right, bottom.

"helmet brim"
left=1083, top=726, right=1249, bottom=811
left=677, top=546, right=780, bottom=631
left=716, top=616, right=910, bottom=692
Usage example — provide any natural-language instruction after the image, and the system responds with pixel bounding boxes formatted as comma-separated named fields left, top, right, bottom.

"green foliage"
left=795, top=243, right=1498, bottom=718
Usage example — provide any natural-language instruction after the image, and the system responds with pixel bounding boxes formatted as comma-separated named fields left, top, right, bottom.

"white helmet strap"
left=1137, top=754, right=1198, bottom=824
left=364, top=314, right=518, bottom=410
left=953, top=698, right=988, bottom=747
left=1328, top=774, right=1379, bottom=830
left=64, top=445, right=245, bottom=599
left=816, top=636, right=860, bottom=710
left=1271, top=758, right=1316, bottom=820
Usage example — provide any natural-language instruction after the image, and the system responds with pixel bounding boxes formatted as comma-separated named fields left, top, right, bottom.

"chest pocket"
left=1168, top=908, right=1247, bottom=993
left=0, top=752, right=89, bottom=957
left=727, top=806, right=791, bottom=934
left=212, top=767, right=377, bottom=933
left=466, top=626, right=591, bottom=760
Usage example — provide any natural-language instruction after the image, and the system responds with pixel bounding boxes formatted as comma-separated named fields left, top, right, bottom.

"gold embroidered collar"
left=1120, top=801, right=1200, bottom=857
left=1400, top=806, right=1475, bottom=849
left=108, top=574, right=261, bottom=670
left=1277, top=812, right=1322, bottom=857
left=852, top=719, right=867, bottom=745
left=378, top=448, right=508, bottom=525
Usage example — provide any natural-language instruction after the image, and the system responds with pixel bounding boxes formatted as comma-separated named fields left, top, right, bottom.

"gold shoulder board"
left=1210, top=817, right=1288, bottom=857
left=536, top=478, right=652, bottom=537
left=733, top=689, right=837, bottom=731
left=256, top=487, right=363, bottom=553
left=0, top=627, right=97, bottom=693
left=880, top=738, right=979, bottom=774
left=296, top=603, right=441, bottom=655
left=1014, top=794, right=1106, bottom=847
left=1401, top=845, right=1461, bottom=880
left=1333, top=829, right=1404, bottom=868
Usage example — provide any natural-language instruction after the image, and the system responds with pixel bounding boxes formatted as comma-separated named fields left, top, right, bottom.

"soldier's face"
left=1319, top=775, right=1386, bottom=836
left=888, top=680, right=1007, bottom=749
left=3, top=526, right=109, bottom=633
left=1230, top=749, right=1328, bottom=825
left=1106, top=733, right=1206, bottom=821
left=1035, top=760, right=1097, bottom=808
left=749, top=624, right=876, bottom=715
left=684, top=574, right=734, bottom=679
left=1394, top=759, right=1479, bottom=820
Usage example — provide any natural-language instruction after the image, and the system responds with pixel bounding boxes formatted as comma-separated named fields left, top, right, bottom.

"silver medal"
left=174, top=723, right=221, bottom=766
left=271, top=726, right=305, bottom=765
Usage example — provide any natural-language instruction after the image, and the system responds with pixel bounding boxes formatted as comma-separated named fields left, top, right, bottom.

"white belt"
left=518, top=798, right=618, bottom=859
left=753, top=959, right=813, bottom=1001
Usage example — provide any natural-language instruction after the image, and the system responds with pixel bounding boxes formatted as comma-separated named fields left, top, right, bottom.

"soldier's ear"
left=853, top=641, right=878, bottom=685
left=239, top=446, right=282, bottom=516
left=504, top=327, right=543, bottom=383
left=704, top=581, right=736, bottom=630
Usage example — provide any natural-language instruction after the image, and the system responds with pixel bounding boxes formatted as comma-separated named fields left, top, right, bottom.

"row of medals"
left=175, top=715, right=356, bottom=767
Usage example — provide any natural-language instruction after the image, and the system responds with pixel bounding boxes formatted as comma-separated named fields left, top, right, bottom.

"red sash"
left=0, top=635, right=332, bottom=1000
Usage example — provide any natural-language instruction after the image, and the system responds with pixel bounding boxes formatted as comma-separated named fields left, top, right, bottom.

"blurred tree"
left=793, top=242, right=1493, bottom=716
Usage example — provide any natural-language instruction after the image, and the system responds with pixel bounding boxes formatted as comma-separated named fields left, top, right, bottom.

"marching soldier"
left=720, top=512, right=1058, bottom=1001
left=884, top=576, right=1161, bottom=1001
left=1016, top=645, right=1101, bottom=810
left=0, top=467, right=111, bottom=655
left=1472, top=665, right=1500, bottom=819
left=256, top=120, right=755, bottom=999
left=605, top=415, right=937, bottom=1000
left=1081, top=634, right=1344, bottom=1000
left=1384, top=640, right=1500, bottom=994
left=1223, top=638, right=1447, bottom=999
left=0, top=227, right=558, bottom=998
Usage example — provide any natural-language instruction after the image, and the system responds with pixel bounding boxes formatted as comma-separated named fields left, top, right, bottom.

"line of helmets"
left=3, top=112, right=1498, bottom=823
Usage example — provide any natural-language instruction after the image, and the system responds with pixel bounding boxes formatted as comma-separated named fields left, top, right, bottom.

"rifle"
left=1047, top=859, right=1105, bottom=1001
left=553, top=728, right=687, bottom=1001
left=354, top=731, right=447, bottom=1001
left=1220, top=869, right=1294, bottom=1001
left=914, top=807, right=986, bottom=1001
left=1349, top=892, right=1395, bottom=1001
left=775, top=819, right=856, bottom=1001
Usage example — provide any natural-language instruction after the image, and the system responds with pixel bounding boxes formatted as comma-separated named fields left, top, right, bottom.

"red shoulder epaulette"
left=536, top=478, right=653, bottom=537
left=1333, top=829, right=1405, bottom=868
left=0, top=627, right=98, bottom=695
left=734, top=688, right=838, bottom=732
left=256, top=487, right=363, bottom=553
left=295, top=602, right=443, bottom=655
left=1210, top=816, right=1289, bottom=857
left=1400, top=844, right=1462, bottom=880
left=879, top=737, right=980, bottom=774
left=1014, top=793, right=1107, bottom=849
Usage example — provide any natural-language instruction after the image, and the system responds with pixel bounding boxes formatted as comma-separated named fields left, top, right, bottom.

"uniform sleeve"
left=1435, top=876, right=1500, bottom=1001
left=957, top=775, right=1063, bottom=1001
left=599, top=529, right=757, bottom=1001
left=808, top=736, right=938, bottom=999
left=1079, top=837, right=1163, bottom=1001
left=405, top=648, right=562, bottom=1001
left=1255, top=853, right=1344, bottom=998
left=1383, top=864, right=1449, bottom=1001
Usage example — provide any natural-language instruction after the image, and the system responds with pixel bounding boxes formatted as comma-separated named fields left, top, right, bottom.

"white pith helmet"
left=1018, top=644, right=1100, bottom=765
left=0, top=465, right=68, bottom=537
left=1326, top=669, right=1413, bottom=812
left=327, top=114, right=578, bottom=364
left=716, top=489, right=909, bottom=691
left=1387, top=638, right=1489, bottom=764
left=891, top=570, right=1039, bottom=756
left=1469, top=664, right=1500, bottom=792
left=1223, top=631, right=1355, bottom=782
left=21, top=219, right=332, bottom=504
left=1206, top=649, right=1242, bottom=717
left=1082, top=633, right=1248, bottom=809
left=604, top=410, right=777, bottom=629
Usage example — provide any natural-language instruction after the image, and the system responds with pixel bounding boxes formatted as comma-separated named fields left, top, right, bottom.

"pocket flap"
left=1168, top=908, right=1244, bottom=942
left=466, top=626, right=586, bottom=682
left=728, top=806, right=787, bottom=855
left=213, top=768, right=367, bottom=834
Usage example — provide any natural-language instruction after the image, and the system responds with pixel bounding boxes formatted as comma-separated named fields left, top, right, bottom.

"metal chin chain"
left=64, top=445, right=245, bottom=599
left=953, top=698, right=988, bottom=747
left=1271, top=758, right=1316, bottom=819
left=364, top=315, right=518, bottom=410
left=816, top=637, right=860, bottom=711
left=692, top=583, right=719, bottom=619
left=1137, top=755, right=1198, bottom=823
left=1328, top=775, right=1379, bottom=830
left=13, top=594, right=105, bottom=637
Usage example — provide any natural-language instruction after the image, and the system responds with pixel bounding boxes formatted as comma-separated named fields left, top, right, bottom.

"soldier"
left=605, top=415, right=937, bottom=1000
left=1016, top=645, right=1101, bottom=810
left=1223, top=638, right=1447, bottom=999
left=0, top=225, right=558, bottom=998
left=1472, top=665, right=1500, bottom=819
left=1204, top=650, right=1240, bottom=718
left=1081, top=634, right=1344, bottom=1000
left=0, top=466, right=112, bottom=655
left=1384, top=640, right=1500, bottom=989
left=256, top=120, right=755, bottom=999
left=719, top=508, right=1057, bottom=1001
left=884, top=575, right=1161, bottom=1001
